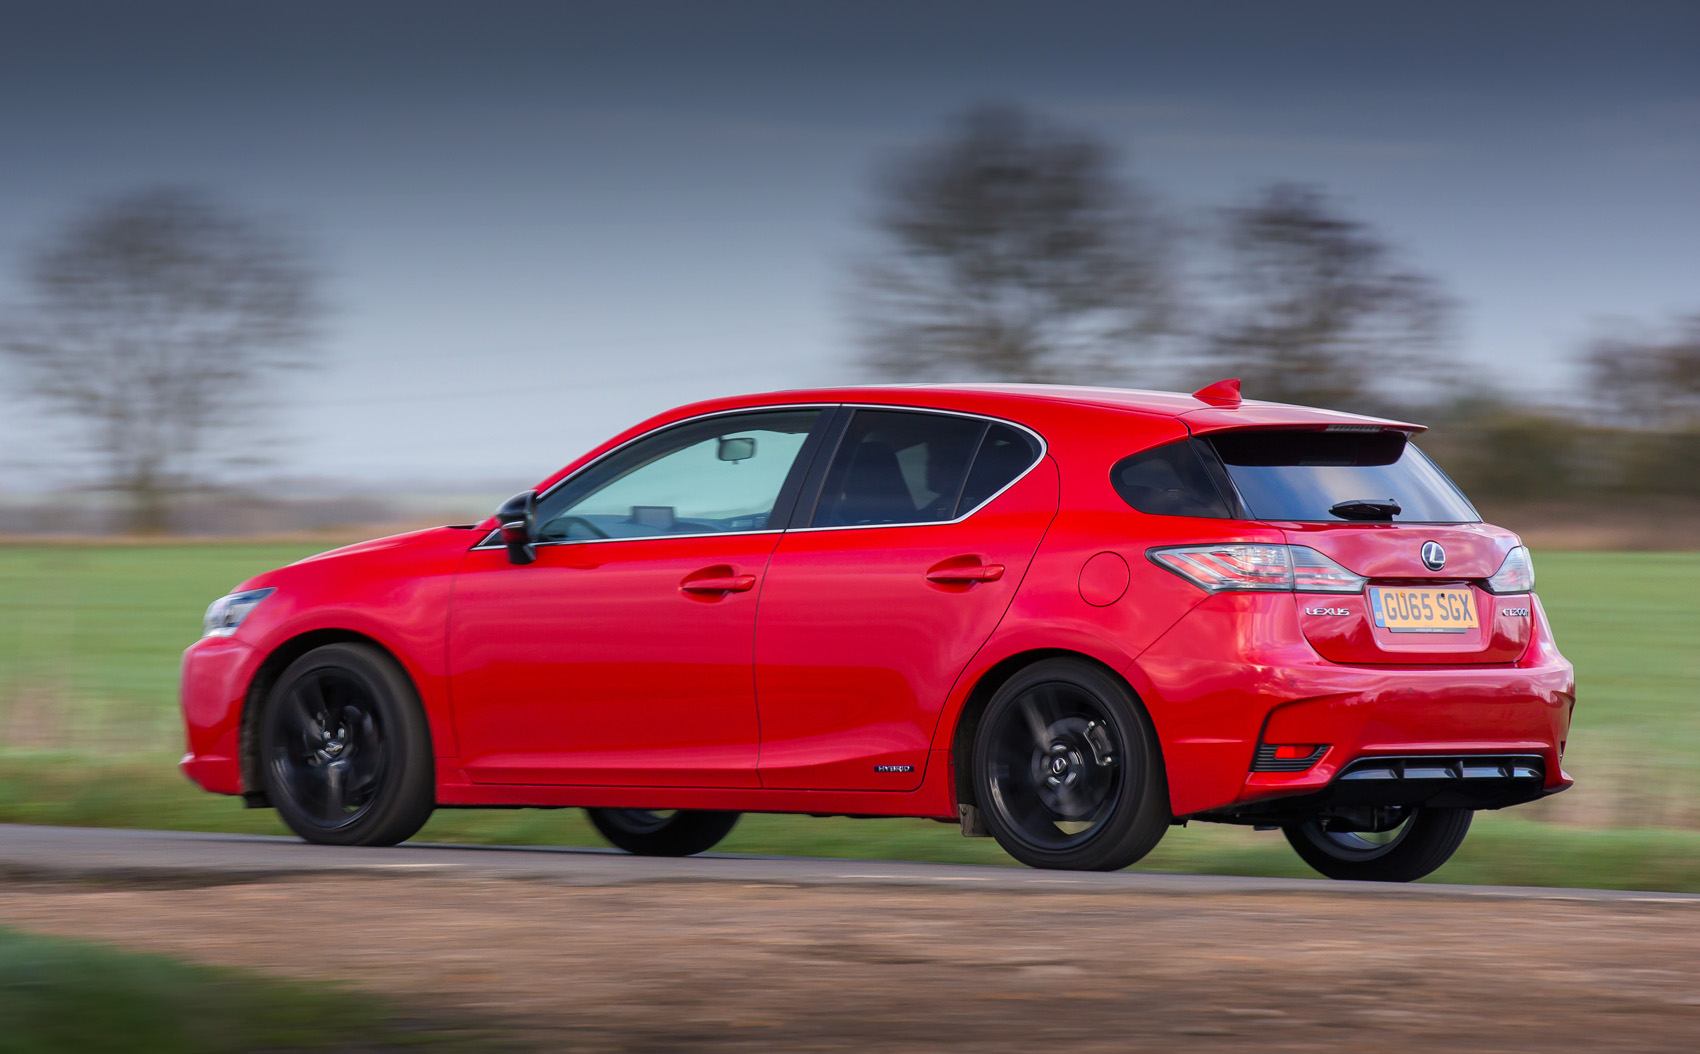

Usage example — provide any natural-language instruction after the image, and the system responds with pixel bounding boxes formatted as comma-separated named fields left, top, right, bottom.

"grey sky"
left=2, top=1, right=1696, bottom=493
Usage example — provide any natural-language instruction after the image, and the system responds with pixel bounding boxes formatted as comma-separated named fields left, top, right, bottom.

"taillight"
left=1290, top=546, right=1369, bottom=592
left=1148, top=544, right=1366, bottom=594
left=1484, top=546, right=1535, bottom=594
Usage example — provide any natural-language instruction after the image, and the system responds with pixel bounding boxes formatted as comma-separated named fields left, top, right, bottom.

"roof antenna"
left=1191, top=378, right=1242, bottom=407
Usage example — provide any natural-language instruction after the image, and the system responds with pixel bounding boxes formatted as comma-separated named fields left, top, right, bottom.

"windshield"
left=1208, top=430, right=1479, bottom=523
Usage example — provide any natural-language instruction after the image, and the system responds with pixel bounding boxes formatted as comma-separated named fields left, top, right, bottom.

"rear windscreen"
left=1208, top=430, right=1479, bottom=523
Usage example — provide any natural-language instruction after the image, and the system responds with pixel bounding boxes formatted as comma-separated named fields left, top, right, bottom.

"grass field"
left=2, top=542, right=1698, bottom=889
left=0, top=925, right=503, bottom=1053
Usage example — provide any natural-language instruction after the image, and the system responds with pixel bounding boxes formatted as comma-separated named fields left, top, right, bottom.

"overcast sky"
left=2, top=1, right=1697, bottom=494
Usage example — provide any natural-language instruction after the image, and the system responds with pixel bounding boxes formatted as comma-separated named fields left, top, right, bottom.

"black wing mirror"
left=495, top=490, right=538, bottom=565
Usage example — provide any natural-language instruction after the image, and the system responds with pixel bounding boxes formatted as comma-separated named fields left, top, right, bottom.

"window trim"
left=786, top=405, right=1047, bottom=534
left=473, top=403, right=1049, bottom=549
left=474, top=404, right=835, bottom=550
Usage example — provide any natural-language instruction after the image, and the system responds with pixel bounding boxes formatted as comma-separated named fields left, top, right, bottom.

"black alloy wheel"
left=585, top=808, right=741, bottom=856
left=259, top=643, right=434, bottom=847
left=1284, top=807, right=1473, bottom=882
left=971, top=658, right=1170, bottom=871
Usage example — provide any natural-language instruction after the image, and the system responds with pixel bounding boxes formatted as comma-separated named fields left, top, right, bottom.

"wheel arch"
left=948, top=648, right=1167, bottom=813
left=238, top=628, right=427, bottom=804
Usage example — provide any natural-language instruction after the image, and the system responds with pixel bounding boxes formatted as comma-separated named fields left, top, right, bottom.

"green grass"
left=0, top=926, right=503, bottom=1053
left=2, top=543, right=1699, bottom=889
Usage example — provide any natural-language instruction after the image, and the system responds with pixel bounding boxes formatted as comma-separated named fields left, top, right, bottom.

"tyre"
left=1283, top=807, right=1472, bottom=882
left=258, top=643, right=435, bottom=847
left=586, top=808, right=741, bottom=856
left=970, top=658, right=1170, bottom=871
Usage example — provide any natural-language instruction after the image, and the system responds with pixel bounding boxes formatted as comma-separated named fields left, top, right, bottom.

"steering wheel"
left=547, top=515, right=610, bottom=540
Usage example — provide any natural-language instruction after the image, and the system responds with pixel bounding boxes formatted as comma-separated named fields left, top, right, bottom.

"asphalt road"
left=3, top=822, right=1694, bottom=903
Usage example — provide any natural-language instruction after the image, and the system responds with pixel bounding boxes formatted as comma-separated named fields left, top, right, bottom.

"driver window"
left=536, top=409, right=821, bottom=542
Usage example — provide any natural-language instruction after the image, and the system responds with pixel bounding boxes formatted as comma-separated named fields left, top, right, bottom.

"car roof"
left=719, top=382, right=1425, bottom=435
left=523, top=382, right=1423, bottom=500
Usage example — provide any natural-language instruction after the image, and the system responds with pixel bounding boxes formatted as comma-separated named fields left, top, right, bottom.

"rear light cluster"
left=1484, top=546, right=1535, bottom=594
left=1148, top=544, right=1367, bottom=594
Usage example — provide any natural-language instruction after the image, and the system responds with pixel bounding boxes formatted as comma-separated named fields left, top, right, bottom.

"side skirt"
left=432, top=748, right=959, bottom=820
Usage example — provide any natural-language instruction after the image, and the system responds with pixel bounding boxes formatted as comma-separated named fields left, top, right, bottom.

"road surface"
left=4, top=824, right=1700, bottom=1051
left=2, top=822, right=1692, bottom=902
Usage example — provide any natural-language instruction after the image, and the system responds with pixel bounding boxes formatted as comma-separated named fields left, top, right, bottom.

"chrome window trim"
left=472, top=402, right=1048, bottom=550
left=787, top=405, right=1048, bottom=534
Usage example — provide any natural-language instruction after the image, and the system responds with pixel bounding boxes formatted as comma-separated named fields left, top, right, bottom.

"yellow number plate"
left=1371, top=586, right=1478, bottom=633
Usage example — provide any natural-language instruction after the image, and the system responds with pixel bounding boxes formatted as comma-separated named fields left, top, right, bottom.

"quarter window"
left=811, top=411, right=1039, bottom=528
left=1112, top=440, right=1234, bottom=518
left=536, top=410, right=821, bottom=541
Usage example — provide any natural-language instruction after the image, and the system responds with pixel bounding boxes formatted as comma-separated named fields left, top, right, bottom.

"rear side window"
left=1209, top=430, right=1479, bottom=523
left=813, top=410, right=984, bottom=527
left=811, top=412, right=1041, bottom=528
left=1113, top=440, right=1234, bottom=518
left=957, top=424, right=1042, bottom=512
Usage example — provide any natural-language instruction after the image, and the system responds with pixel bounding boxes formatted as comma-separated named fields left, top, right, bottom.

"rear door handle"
left=680, top=573, right=757, bottom=594
left=925, top=563, right=1005, bottom=584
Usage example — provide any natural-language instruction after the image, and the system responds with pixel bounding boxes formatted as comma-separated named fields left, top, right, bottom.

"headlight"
left=1484, top=546, right=1535, bottom=594
left=202, top=588, right=275, bottom=638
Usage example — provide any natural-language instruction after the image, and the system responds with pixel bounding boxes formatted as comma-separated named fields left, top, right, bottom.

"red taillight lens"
left=1148, top=544, right=1365, bottom=594
left=1148, top=544, right=1291, bottom=591
left=1272, top=744, right=1321, bottom=760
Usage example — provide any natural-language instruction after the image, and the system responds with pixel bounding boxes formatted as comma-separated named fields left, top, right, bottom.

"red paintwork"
left=1283, top=523, right=1530, bottom=664
left=753, top=457, right=1058, bottom=792
left=448, top=536, right=779, bottom=787
left=1190, top=377, right=1242, bottom=407
left=180, top=384, right=1575, bottom=824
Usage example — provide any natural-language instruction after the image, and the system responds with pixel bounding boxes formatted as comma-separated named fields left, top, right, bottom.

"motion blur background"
left=1, top=1, right=1698, bottom=887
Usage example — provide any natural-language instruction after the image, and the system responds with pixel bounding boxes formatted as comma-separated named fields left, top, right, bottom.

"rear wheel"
left=259, top=643, right=435, bottom=847
left=586, top=808, right=741, bottom=856
left=970, top=658, right=1170, bottom=871
left=1283, top=807, right=1472, bottom=882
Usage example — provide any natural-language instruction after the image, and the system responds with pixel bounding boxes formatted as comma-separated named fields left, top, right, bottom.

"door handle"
left=925, top=563, right=1005, bottom=584
left=680, top=573, right=757, bottom=594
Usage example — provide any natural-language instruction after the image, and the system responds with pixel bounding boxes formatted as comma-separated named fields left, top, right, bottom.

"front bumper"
left=1127, top=592, right=1575, bottom=818
left=179, top=635, right=259, bottom=795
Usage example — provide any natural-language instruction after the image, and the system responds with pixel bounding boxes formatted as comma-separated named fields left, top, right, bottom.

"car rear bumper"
left=1128, top=592, right=1575, bottom=818
left=179, top=636, right=258, bottom=795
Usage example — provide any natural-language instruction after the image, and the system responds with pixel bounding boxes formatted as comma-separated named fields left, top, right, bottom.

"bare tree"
left=1204, top=183, right=1451, bottom=410
left=1, top=188, right=319, bottom=532
left=853, top=104, right=1173, bottom=383
left=1585, top=314, right=1700, bottom=427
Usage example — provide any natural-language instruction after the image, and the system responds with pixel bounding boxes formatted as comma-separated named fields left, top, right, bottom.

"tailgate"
left=1287, top=523, right=1531, bottom=664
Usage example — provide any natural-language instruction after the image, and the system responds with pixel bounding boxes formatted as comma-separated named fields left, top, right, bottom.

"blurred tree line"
left=1, top=107, right=1693, bottom=534
left=0, top=188, right=319, bottom=533
left=853, top=104, right=1700, bottom=506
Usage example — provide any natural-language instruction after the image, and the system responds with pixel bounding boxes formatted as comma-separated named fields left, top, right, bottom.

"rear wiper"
left=1330, top=498, right=1402, bottom=521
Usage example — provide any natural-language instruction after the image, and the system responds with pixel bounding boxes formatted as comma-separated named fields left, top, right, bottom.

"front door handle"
left=925, top=563, right=1005, bottom=584
left=680, top=571, right=757, bottom=594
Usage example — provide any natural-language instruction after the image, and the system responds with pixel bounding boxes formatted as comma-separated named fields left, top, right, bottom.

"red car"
left=180, top=381, right=1573, bottom=881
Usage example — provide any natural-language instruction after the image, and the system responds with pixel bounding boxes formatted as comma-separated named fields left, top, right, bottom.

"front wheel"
left=258, top=643, right=435, bottom=847
left=586, top=808, right=741, bottom=856
left=1284, top=807, right=1472, bottom=882
left=970, top=659, right=1170, bottom=871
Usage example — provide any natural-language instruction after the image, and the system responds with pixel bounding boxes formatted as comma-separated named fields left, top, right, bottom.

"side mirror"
left=495, top=490, right=538, bottom=565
